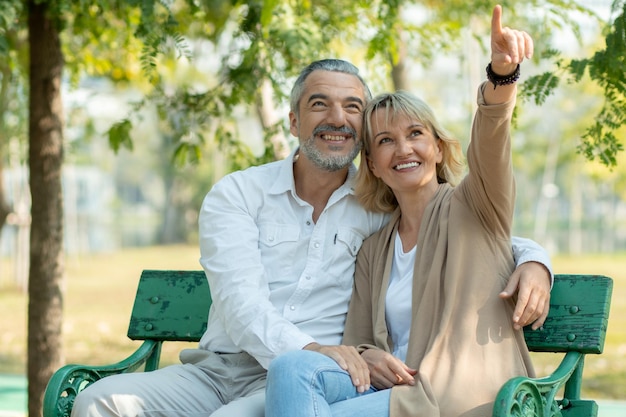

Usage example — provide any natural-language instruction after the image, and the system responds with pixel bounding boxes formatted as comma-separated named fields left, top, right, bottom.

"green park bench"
left=43, top=271, right=613, bottom=417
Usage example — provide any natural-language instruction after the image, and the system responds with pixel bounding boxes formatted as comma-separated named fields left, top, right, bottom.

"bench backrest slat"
left=126, top=271, right=613, bottom=356
left=523, top=274, right=613, bottom=354
left=127, top=270, right=212, bottom=341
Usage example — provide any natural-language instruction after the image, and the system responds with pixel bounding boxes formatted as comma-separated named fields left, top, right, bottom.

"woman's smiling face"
left=367, top=110, right=443, bottom=194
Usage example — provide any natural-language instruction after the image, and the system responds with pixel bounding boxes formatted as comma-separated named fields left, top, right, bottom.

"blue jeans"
left=265, top=350, right=391, bottom=417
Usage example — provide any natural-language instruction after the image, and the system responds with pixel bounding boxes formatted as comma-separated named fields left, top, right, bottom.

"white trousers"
left=70, top=349, right=266, bottom=417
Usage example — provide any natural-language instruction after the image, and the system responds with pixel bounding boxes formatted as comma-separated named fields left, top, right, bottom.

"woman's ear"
left=435, top=139, right=444, bottom=164
left=368, top=157, right=380, bottom=178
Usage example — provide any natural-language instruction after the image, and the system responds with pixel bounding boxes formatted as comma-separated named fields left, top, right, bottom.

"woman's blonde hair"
left=355, top=90, right=465, bottom=213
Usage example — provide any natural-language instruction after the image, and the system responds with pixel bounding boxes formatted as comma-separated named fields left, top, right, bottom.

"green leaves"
left=573, top=1, right=626, bottom=167
left=521, top=72, right=561, bottom=106
left=8, top=0, right=624, bottom=170
left=108, top=119, right=134, bottom=153
left=0, top=0, right=22, bottom=55
left=579, top=126, right=624, bottom=167
left=173, top=141, right=202, bottom=166
left=518, top=1, right=626, bottom=167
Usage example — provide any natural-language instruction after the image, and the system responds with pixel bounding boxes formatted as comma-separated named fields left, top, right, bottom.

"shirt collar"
left=269, top=147, right=358, bottom=198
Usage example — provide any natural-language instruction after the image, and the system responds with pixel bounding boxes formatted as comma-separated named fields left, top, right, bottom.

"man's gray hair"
left=289, top=59, right=372, bottom=116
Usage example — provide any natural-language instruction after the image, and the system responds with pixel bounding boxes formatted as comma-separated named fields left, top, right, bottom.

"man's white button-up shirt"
left=198, top=151, right=388, bottom=369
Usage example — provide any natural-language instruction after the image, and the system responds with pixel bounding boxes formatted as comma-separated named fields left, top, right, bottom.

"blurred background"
left=0, top=0, right=624, bottom=416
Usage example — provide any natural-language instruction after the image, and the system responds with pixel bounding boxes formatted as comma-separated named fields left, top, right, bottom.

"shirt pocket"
left=334, top=227, right=365, bottom=256
left=258, top=223, right=300, bottom=283
left=329, top=227, right=366, bottom=289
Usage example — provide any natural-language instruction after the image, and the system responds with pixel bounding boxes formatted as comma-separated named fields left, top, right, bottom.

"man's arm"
left=502, top=236, right=552, bottom=330
left=199, top=175, right=315, bottom=369
left=511, top=236, right=554, bottom=284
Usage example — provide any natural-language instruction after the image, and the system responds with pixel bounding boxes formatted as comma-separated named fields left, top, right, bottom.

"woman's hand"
left=490, top=4, right=533, bottom=75
left=360, top=349, right=417, bottom=390
left=485, top=5, right=534, bottom=103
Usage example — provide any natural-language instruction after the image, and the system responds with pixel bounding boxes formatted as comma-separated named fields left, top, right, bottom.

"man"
left=71, top=59, right=551, bottom=417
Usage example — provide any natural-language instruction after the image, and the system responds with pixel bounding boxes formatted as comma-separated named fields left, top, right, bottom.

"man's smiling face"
left=290, top=70, right=366, bottom=172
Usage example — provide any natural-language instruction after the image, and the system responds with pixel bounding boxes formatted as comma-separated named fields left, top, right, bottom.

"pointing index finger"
left=491, top=4, right=503, bottom=37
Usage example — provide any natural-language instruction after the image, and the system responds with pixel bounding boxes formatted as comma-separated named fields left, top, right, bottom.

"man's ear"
left=289, top=111, right=298, bottom=137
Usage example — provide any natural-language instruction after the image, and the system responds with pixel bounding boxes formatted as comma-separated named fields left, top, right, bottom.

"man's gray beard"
left=299, top=136, right=362, bottom=172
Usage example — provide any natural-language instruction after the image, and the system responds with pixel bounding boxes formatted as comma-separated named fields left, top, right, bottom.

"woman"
left=265, top=5, right=535, bottom=417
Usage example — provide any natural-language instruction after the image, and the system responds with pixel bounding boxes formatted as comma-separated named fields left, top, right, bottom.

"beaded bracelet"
left=486, top=63, right=520, bottom=90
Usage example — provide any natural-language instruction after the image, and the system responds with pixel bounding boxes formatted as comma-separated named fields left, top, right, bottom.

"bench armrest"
left=492, top=351, right=598, bottom=417
left=43, top=340, right=162, bottom=417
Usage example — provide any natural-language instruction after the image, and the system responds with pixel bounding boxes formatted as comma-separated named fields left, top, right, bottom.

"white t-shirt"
left=386, top=232, right=415, bottom=361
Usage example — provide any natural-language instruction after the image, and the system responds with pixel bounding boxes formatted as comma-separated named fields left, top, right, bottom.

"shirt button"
left=314, top=242, right=320, bottom=248
left=290, top=305, right=295, bottom=310
left=305, top=276, right=311, bottom=280
left=306, top=221, right=311, bottom=225
left=268, top=236, right=274, bottom=242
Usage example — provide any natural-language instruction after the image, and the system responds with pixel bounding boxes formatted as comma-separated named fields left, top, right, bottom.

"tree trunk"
left=27, top=2, right=65, bottom=416
left=390, top=38, right=409, bottom=92
left=390, top=25, right=409, bottom=92
left=256, top=78, right=290, bottom=160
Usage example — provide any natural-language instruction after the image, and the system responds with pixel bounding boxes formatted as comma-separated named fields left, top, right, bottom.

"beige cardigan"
left=343, top=83, right=535, bottom=417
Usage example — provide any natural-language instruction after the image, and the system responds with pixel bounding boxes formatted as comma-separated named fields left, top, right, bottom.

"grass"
left=0, top=245, right=201, bottom=374
left=1, top=246, right=625, bottom=399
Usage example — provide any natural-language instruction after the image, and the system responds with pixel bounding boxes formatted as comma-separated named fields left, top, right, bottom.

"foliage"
left=0, top=0, right=22, bottom=56
left=8, top=0, right=623, bottom=172
left=522, top=0, right=626, bottom=167
left=108, top=118, right=134, bottom=152
left=0, top=0, right=28, bottom=149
